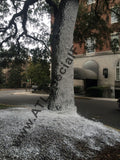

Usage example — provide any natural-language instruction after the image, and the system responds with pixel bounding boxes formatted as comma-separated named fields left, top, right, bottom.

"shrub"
left=27, top=61, right=50, bottom=91
left=74, top=86, right=84, bottom=95
left=7, top=66, right=23, bottom=88
left=86, top=86, right=104, bottom=97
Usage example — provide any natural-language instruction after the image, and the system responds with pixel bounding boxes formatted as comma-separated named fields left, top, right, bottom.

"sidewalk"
left=0, top=88, right=117, bottom=102
left=15, top=90, right=118, bottom=102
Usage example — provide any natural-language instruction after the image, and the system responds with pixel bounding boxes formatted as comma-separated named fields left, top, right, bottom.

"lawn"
left=0, top=104, right=16, bottom=109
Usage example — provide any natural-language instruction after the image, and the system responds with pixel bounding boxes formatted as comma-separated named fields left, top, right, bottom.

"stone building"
left=74, top=0, right=120, bottom=98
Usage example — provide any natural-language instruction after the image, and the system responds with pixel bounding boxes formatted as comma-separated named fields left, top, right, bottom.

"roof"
left=74, top=60, right=98, bottom=80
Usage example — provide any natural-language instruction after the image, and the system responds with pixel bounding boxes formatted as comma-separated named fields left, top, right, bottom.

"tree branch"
left=0, top=0, right=53, bottom=55
left=0, top=0, right=38, bottom=46
left=16, top=31, right=51, bottom=56
left=26, top=34, right=51, bottom=55
left=95, top=0, right=99, bottom=15
left=104, top=0, right=120, bottom=17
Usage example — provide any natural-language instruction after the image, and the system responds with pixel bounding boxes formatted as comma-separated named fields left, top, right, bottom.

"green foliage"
left=30, top=47, right=50, bottom=63
left=0, top=104, right=15, bottom=109
left=0, top=44, right=28, bottom=68
left=110, top=38, right=120, bottom=54
left=7, top=65, right=23, bottom=88
left=85, top=86, right=104, bottom=97
left=0, top=68, right=4, bottom=88
left=27, top=60, right=50, bottom=90
left=74, top=86, right=84, bottom=95
left=0, top=44, right=28, bottom=88
left=74, top=2, right=111, bottom=50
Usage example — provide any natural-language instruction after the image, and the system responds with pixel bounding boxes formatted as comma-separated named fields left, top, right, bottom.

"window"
left=86, top=38, right=95, bottom=54
left=87, top=0, right=95, bottom=5
left=111, top=8, right=118, bottom=24
left=111, top=33, right=120, bottom=53
left=116, top=61, right=120, bottom=81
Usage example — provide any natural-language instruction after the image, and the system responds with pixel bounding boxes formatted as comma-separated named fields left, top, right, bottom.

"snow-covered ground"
left=0, top=107, right=120, bottom=160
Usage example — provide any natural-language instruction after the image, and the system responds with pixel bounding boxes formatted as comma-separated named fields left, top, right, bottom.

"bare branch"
left=16, top=30, right=51, bottom=55
left=26, top=34, right=51, bottom=55
left=10, top=0, right=17, bottom=12
left=0, top=0, right=38, bottom=46
left=0, top=21, right=18, bottom=47
left=0, top=0, right=52, bottom=56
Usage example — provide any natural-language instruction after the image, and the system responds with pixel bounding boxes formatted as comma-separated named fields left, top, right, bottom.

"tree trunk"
left=48, top=0, right=79, bottom=112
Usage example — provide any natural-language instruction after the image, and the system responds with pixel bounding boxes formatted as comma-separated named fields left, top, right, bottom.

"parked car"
left=32, top=85, right=38, bottom=91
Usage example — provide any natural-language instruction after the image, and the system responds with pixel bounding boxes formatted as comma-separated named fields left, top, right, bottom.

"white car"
left=32, top=85, right=38, bottom=91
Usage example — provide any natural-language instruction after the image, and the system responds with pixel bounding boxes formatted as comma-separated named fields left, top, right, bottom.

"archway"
left=74, top=60, right=99, bottom=90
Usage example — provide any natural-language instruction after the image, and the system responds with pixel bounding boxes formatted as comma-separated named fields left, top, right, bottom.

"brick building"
left=74, top=0, right=120, bottom=98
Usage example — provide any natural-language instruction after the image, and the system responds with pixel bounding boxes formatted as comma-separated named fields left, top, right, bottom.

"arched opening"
left=74, top=60, right=99, bottom=91
left=83, top=60, right=98, bottom=90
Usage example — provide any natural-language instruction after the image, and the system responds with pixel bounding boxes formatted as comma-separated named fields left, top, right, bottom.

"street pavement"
left=75, top=97, right=120, bottom=131
left=0, top=89, right=120, bottom=130
left=0, top=89, right=48, bottom=107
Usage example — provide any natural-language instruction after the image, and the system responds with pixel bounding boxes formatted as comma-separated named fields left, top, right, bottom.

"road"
left=0, top=89, right=47, bottom=107
left=75, top=97, right=120, bottom=130
left=0, top=89, right=120, bottom=130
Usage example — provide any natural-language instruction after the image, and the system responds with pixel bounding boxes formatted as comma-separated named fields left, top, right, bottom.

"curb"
left=75, top=96, right=91, bottom=100
left=104, top=124, right=120, bottom=132
left=74, top=95, right=117, bottom=101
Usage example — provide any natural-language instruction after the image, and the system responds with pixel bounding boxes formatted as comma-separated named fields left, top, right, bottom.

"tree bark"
left=48, top=0, right=79, bottom=112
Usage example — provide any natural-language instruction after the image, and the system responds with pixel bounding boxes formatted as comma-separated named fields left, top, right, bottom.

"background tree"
left=74, top=1, right=120, bottom=52
left=27, top=60, right=50, bottom=91
left=74, top=2, right=111, bottom=50
left=28, top=47, right=50, bottom=91
left=30, top=47, right=51, bottom=62
left=0, top=67, right=4, bottom=88
left=0, top=44, right=28, bottom=68
left=0, top=44, right=29, bottom=88
left=7, top=64, right=23, bottom=88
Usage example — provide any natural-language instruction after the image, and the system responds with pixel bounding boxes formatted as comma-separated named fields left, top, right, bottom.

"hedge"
left=85, top=86, right=104, bottom=97
left=74, top=86, right=84, bottom=95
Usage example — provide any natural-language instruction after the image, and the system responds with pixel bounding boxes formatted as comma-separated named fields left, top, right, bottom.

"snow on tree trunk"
left=48, top=0, right=79, bottom=112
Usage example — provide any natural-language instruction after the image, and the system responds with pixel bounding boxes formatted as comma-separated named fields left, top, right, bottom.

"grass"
left=0, top=104, right=16, bottom=109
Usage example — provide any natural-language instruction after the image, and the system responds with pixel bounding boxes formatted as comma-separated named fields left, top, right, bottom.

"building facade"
left=74, top=0, right=120, bottom=98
